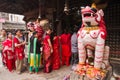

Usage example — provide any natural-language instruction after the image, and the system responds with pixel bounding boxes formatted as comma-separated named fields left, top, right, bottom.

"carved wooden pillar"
left=38, top=0, right=46, bottom=19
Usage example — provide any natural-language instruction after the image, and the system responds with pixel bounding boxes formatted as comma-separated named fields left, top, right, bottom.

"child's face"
left=47, top=29, right=52, bottom=34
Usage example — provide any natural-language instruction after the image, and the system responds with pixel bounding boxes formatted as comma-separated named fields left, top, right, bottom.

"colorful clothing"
left=60, top=33, right=71, bottom=66
left=14, top=36, right=25, bottom=73
left=35, top=25, right=44, bottom=41
left=28, top=36, right=41, bottom=72
left=43, top=34, right=52, bottom=73
left=2, top=39, right=15, bottom=72
left=52, top=36, right=60, bottom=70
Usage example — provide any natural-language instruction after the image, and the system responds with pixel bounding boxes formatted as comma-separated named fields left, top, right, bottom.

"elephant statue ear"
left=98, top=9, right=104, bottom=17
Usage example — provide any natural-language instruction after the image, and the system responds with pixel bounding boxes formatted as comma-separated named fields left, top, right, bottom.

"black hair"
left=73, top=25, right=79, bottom=32
left=46, top=26, right=52, bottom=31
left=33, top=31, right=38, bottom=35
left=63, top=28, right=69, bottom=34
left=15, top=29, right=21, bottom=34
left=7, top=32, right=12, bottom=35
left=6, top=32, right=13, bottom=38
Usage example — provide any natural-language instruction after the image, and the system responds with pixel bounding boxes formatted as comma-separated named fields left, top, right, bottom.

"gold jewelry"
left=84, top=26, right=99, bottom=34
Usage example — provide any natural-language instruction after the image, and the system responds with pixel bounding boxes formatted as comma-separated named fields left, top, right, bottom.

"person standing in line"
left=71, top=26, right=79, bottom=67
left=28, top=31, right=41, bottom=74
left=2, top=32, right=15, bottom=72
left=24, top=22, right=35, bottom=69
left=52, top=32, right=61, bottom=70
left=0, top=29, right=7, bottom=67
left=27, top=22, right=35, bottom=40
left=14, top=30, right=26, bottom=74
left=43, top=27, right=53, bottom=73
left=60, top=29, right=71, bottom=66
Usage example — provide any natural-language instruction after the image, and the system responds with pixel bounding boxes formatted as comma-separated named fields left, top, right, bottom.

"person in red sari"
left=60, top=29, right=71, bottom=66
left=52, top=32, right=61, bottom=70
left=14, top=30, right=26, bottom=74
left=43, top=27, right=53, bottom=73
left=2, top=32, right=15, bottom=72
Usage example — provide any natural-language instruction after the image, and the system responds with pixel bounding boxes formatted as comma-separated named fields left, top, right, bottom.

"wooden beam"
left=23, top=8, right=39, bottom=21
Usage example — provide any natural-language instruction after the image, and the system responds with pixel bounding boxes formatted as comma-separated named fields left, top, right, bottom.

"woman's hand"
left=22, top=41, right=26, bottom=45
left=51, top=48, right=53, bottom=53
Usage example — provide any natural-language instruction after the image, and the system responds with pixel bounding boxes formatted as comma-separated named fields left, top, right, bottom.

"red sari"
left=60, top=33, right=71, bottom=66
left=43, top=34, right=52, bottom=73
left=52, top=36, right=60, bottom=70
left=2, top=39, right=15, bottom=72
left=14, top=37, right=24, bottom=60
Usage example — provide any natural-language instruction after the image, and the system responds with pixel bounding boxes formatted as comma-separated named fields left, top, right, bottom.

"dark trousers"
left=71, top=52, right=79, bottom=65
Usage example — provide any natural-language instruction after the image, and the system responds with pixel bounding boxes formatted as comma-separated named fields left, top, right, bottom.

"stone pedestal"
left=76, top=66, right=112, bottom=80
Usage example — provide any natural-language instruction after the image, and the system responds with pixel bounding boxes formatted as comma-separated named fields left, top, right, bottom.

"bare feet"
left=17, top=71, right=21, bottom=74
left=29, top=72, right=34, bottom=74
left=35, top=72, right=41, bottom=74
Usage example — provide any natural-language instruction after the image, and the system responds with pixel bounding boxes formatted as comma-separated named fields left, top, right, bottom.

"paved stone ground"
left=0, top=65, right=79, bottom=80
left=0, top=53, right=80, bottom=80
left=0, top=53, right=118, bottom=80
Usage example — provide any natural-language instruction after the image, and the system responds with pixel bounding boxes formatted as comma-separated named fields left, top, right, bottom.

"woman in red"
left=60, top=29, right=71, bottom=66
left=52, top=32, right=60, bottom=70
left=2, top=32, right=15, bottom=72
left=43, top=27, right=53, bottom=73
left=14, top=30, right=26, bottom=74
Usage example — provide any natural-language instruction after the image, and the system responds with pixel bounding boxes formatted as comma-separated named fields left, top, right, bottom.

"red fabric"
left=14, top=37, right=24, bottom=60
left=43, top=35, right=51, bottom=58
left=6, top=57, right=15, bottom=72
left=60, top=33, right=71, bottom=56
left=2, top=39, right=15, bottom=71
left=52, top=36, right=60, bottom=70
left=35, top=26, right=44, bottom=41
left=60, top=33, right=71, bottom=66
left=62, top=56, right=70, bottom=66
left=43, top=35, right=52, bottom=73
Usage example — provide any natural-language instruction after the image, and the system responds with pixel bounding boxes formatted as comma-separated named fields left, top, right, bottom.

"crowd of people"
left=0, top=20, right=79, bottom=74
